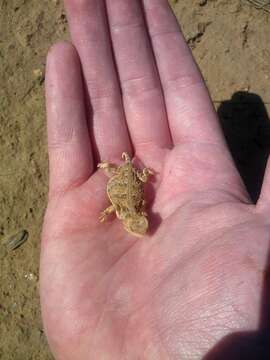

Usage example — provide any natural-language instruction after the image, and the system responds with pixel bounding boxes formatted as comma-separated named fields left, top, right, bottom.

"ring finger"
left=64, top=0, right=132, bottom=161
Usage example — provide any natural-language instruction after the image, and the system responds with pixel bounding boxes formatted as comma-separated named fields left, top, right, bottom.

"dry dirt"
left=0, top=0, right=270, bottom=359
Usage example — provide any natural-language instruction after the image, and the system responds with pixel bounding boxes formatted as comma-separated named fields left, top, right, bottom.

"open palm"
left=40, top=1, right=270, bottom=359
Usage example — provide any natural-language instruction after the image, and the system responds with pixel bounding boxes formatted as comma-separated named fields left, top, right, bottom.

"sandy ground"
left=0, top=0, right=270, bottom=359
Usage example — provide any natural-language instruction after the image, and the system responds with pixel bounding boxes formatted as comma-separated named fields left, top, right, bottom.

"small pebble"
left=33, top=68, right=45, bottom=84
left=199, top=0, right=208, bottom=5
left=3, top=230, right=29, bottom=251
left=24, top=273, right=38, bottom=282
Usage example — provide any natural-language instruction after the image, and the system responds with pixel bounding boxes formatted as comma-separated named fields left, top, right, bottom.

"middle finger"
left=106, top=0, right=172, bottom=153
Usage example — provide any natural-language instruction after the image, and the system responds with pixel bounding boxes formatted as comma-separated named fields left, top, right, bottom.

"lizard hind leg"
left=99, top=205, right=115, bottom=222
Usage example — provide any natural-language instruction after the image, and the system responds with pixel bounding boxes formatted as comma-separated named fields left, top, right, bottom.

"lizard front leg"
left=97, top=162, right=117, bottom=177
left=137, top=168, right=154, bottom=183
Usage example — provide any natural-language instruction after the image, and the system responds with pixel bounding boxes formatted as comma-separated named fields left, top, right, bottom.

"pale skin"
left=41, top=1, right=270, bottom=359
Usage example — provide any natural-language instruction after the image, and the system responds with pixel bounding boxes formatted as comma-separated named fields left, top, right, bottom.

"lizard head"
left=123, top=214, right=148, bottom=237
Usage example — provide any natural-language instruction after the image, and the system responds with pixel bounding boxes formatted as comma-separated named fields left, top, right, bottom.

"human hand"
left=40, top=1, right=270, bottom=359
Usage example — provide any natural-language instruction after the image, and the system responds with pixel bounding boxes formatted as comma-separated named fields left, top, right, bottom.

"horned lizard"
left=98, top=152, right=153, bottom=237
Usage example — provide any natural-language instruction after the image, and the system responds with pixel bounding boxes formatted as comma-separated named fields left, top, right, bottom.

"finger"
left=64, top=0, right=132, bottom=160
left=143, top=0, right=226, bottom=146
left=46, top=42, right=93, bottom=197
left=106, top=0, right=172, bottom=152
